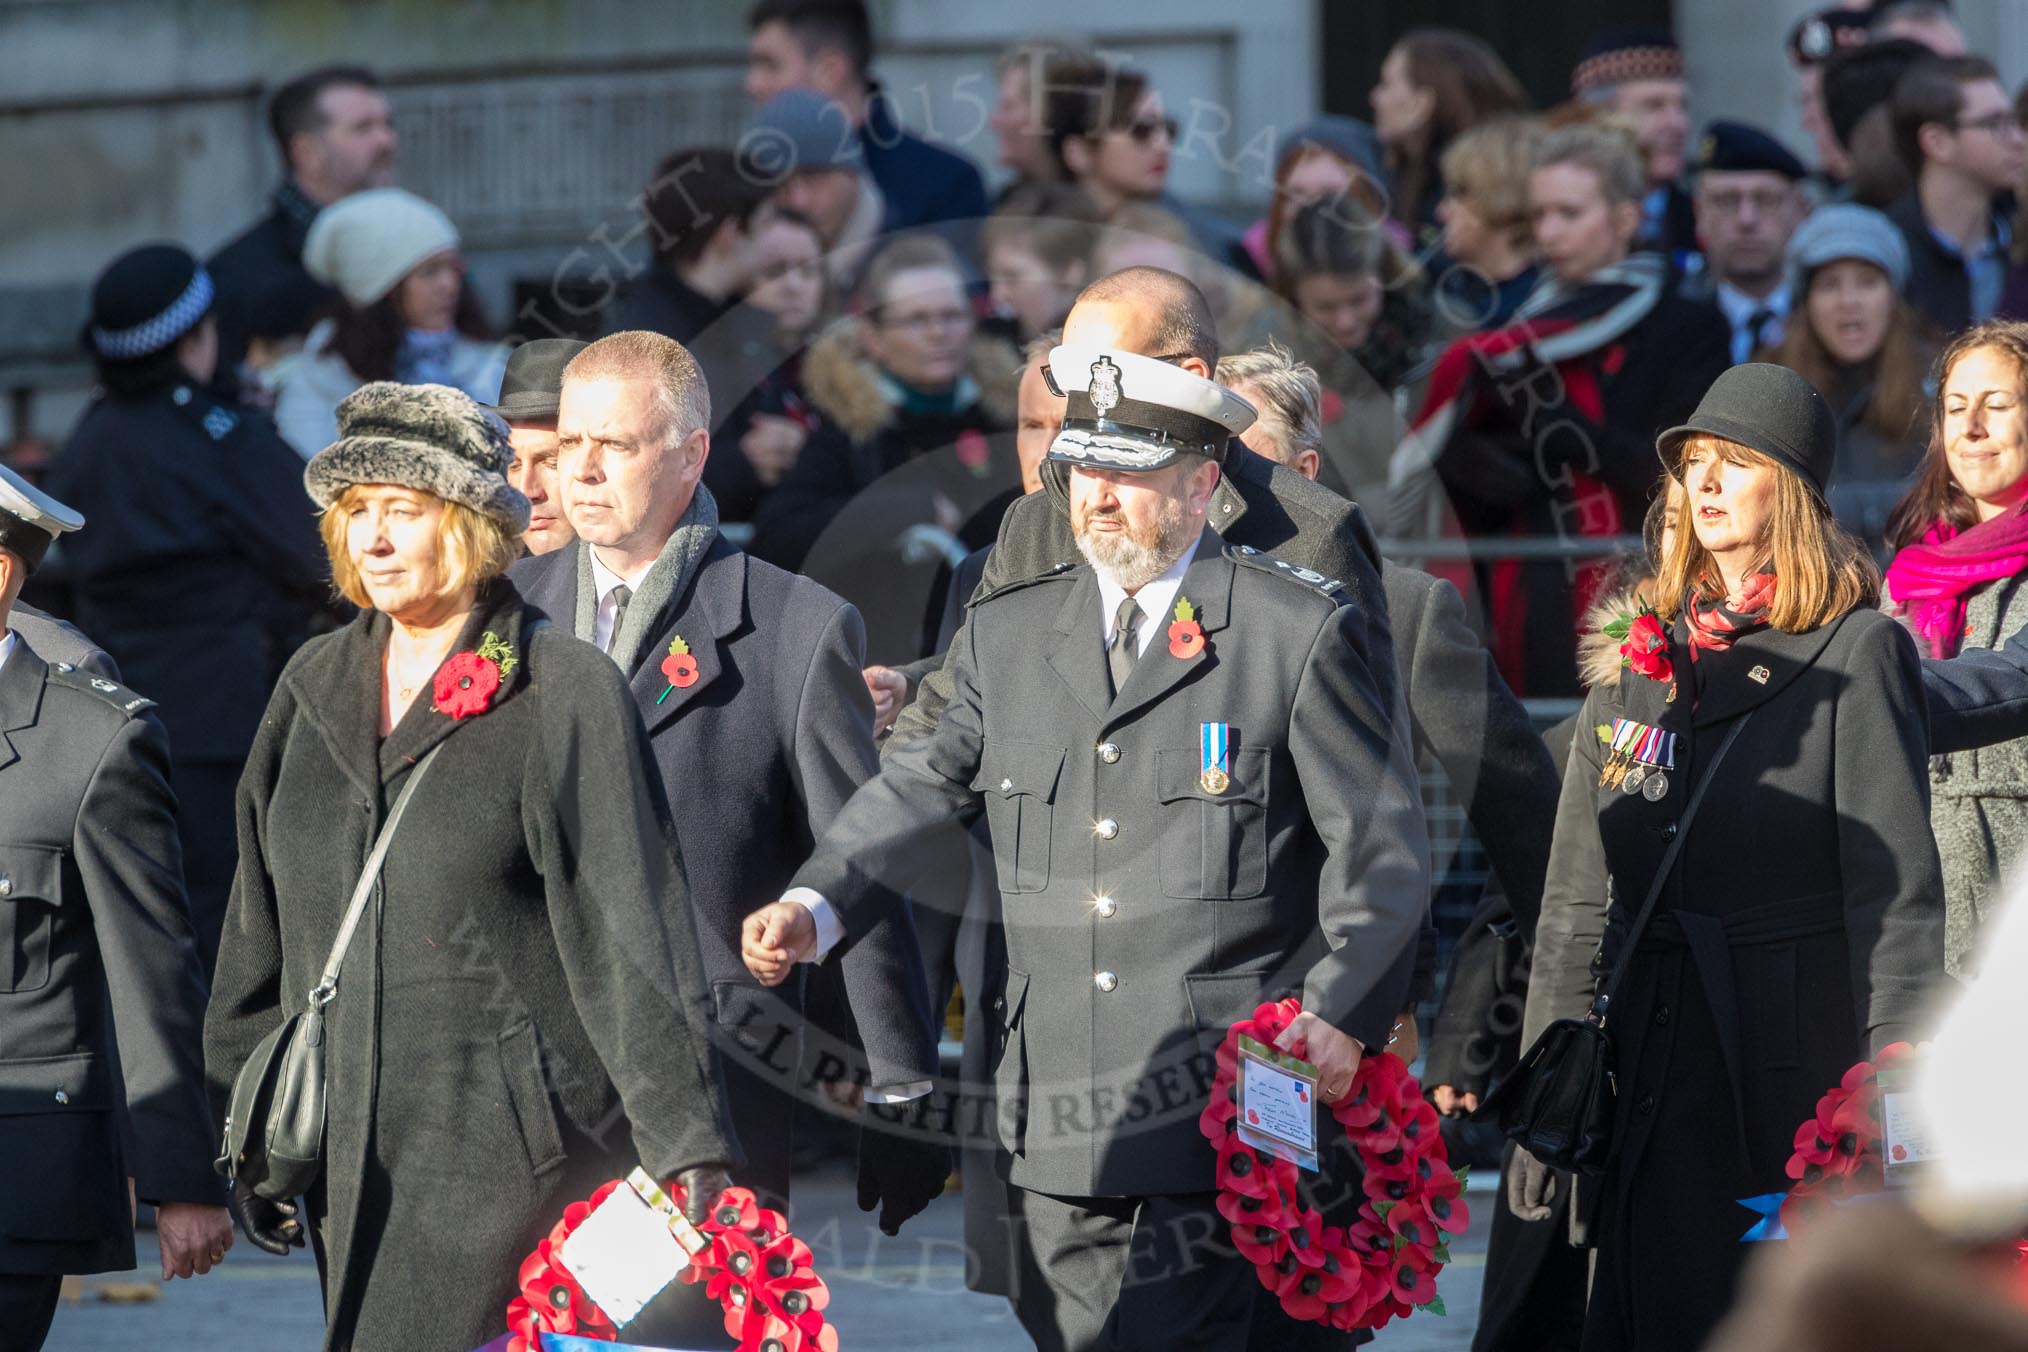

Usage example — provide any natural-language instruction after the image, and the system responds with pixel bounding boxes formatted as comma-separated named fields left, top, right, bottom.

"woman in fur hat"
left=204, top=382, right=738, bottom=1352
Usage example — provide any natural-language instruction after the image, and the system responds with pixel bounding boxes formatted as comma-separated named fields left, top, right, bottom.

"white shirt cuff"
left=866, top=1080, right=934, bottom=1104
left=782, top=887, right=845, bottom=960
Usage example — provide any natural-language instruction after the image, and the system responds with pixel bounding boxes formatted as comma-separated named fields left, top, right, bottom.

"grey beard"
left=1074, top=498, right=1199, bottom=592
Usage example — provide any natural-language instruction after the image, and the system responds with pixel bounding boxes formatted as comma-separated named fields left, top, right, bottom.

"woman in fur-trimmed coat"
left=750, top=238, right=1017, bottom=661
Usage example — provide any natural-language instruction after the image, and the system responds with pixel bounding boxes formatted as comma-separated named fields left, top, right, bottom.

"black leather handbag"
left=1485, top=713, right=1751, bottom=1175
left=216, top=745, right=442, bottom=1201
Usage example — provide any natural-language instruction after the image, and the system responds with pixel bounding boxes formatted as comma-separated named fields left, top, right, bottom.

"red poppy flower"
left=1389, top=1251, right=1439, bottom=1306
left=434, top=651, right=501, bottom=718
left=1386, top=1200, right=1442, bottom=1260
left=1217, top=1185, right=1291, bottom=1234
left=1396, top=1099, right=1444, bottom=1157
left=1233, top=1215, right=1290, bottom=1267
left=1620, top=613, right=1672, bottom=682
left=1169, top=619, right=1206, bottom=659
left=1217, top=1138, right=1295, bottom=1202
left=954, top=428, right=991, bottom=473
left=662, top=651, right=700, bottom=689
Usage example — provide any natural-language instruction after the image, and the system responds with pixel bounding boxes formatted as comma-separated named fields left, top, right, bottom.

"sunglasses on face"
left=1121, top=116, right=1179, bottom=145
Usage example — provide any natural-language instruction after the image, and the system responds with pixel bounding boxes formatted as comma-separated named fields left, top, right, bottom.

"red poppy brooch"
left=1169, top=596, right=1207, bottom=660
left=657, top=635, right=699, bottom=705
left=1603, top=598, right=1672, bottom=684
left=434, top=631, right=517, bottom=720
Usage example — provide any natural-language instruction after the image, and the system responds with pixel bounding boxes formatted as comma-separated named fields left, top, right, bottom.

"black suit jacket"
left=0, top=637, right=214, bottom=1276
left=511, top=537, right=939, bottom=1191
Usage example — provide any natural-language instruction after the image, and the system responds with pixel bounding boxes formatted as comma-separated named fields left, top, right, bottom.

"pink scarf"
left=1886, top=508, right=2028, bottom=658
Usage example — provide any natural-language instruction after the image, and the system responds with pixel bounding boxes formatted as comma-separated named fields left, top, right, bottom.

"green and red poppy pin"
left=1168, top=596, right=1206, bottom=660
left=435, top=630, right=517, bottom=719
left=657, top=635, right=699, bottom=703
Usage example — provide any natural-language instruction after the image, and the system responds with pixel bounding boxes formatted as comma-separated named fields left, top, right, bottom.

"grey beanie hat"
left=1786, top=203, right=1910, bottom=300
left=1656, top=362, right=1838, bottom=496
left=305, top=382, right=530, bottom=530
left=740, top=87, right=864, bottom=181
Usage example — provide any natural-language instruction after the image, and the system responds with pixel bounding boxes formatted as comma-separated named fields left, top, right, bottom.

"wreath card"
left=1237, top=1035, right=1321, bottom=1170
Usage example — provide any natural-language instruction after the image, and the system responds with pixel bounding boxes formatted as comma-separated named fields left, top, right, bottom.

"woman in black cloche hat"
left=1520, top=363, right=1945, bottom=1352
left=44, top=242, right=331, bottom=968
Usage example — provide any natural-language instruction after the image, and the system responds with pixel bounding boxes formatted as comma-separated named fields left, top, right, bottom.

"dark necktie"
left=1744, top=307, right=1775, bottom=359
left=1108, top=596, right=1143, bottom=697
left=606, top=583, right=632, bottom=655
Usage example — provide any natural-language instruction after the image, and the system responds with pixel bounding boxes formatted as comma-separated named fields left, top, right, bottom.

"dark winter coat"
left=510, top=535, right=940, bottom=1207
left=859, top=87, right=990, bottom=241
left=204, top=581, right=739, bottom=1352
left=749, top=325, right=1019, bottom=662
left=207, top=182, right=335, bottom=378
left=0, top=637, right=215, bottom=1278
left=1884, top=191, right=2022, bottom=337
left=45, top=380, right=328, bottom=767
left=1527, top=604, right=1943, bottom=1352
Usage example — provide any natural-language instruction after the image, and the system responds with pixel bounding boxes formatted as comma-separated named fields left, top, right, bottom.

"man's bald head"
left=1064, top=266, right=1219, bottom=377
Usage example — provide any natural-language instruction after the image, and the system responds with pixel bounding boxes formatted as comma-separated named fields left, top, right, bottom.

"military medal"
left=1603, top=717, right=1678, bottom=798
left=1201, top=721, right=1230, bottom=794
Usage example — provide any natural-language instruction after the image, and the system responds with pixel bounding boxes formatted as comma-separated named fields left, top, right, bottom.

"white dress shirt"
left=0, top=630, right=15, bottom=676
left=1714, top=281, right=1790, bottom=367
left=589, top=549, right=655, bottom=654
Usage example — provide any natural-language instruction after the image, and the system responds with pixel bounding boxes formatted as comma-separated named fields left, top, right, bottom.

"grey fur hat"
left=304, top=382, right=530, bottom=530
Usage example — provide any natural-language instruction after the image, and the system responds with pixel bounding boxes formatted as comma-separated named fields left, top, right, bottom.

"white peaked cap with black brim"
left=0, top=463, right=83, bottom=575
left=1045, top=344, right=1258, bottom=473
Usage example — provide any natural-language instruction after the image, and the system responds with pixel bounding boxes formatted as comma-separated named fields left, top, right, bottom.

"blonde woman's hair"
left=1440, top=116, right=1543, bottom=248
left=1531, top=115, right=1647, bottom=207
left=320, top=483, right=521, bottom=611
left=1654, top=436, right=1880, bottom=633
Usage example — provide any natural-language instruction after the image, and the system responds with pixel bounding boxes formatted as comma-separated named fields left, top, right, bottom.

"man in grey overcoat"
left=744, top=345, right=1431, bottom=1352
left=0, top=467, right=231, bottom=1350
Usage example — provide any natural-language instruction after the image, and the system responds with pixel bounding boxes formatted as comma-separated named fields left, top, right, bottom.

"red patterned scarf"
left=1686, top=571, right=1777, bottom=658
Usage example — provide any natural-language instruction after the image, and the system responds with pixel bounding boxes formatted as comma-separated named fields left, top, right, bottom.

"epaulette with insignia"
left=47, top=666, right=157, bottom=719
left=969, top=560, right=1077, bottom=608
left=1226, top=544, right=1348, bottom=599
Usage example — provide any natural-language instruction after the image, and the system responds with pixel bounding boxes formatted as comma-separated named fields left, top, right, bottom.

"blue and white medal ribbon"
left=1200, top=721, right=1230, bottom=794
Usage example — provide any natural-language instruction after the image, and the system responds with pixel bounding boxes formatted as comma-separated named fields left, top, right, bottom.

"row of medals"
left=1599, top=748, right=1670, bottom=801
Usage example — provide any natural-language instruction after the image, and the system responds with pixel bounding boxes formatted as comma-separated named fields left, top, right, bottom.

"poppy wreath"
left=1201, top=998, right=1466, bottom=1332
left=506, top=1178, right=839, bottom=1352
left=1777, top=1041, right=1918, bottom=1233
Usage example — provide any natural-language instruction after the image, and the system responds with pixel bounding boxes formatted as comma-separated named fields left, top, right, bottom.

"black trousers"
left=1013, top=1188, right=1255, bottom=1352
left=0, top=1272, right=62, bottom=1352
left=1473, top=1145, right=1588, bottom=1352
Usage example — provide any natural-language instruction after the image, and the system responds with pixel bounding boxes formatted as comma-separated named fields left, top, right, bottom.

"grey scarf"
left=574, top=483, right=721, bottom=673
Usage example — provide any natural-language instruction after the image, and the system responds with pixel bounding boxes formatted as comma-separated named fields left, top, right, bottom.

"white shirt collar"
left=1095, top=530, right=1204, bottom=659
left=1714, top=281, right=1788, bottom=325
left=0, top=630, right=15, bottom=677
left=589, top=548, right=656, bottom=654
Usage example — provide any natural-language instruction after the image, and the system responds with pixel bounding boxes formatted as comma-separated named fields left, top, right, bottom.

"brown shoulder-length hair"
left=328, top=285, right=493, bottom=385
left=319, top=483, right=520, bottom=611
left=1885, top=319, right=2028, bottom=552
left=1385, top=29, right=1530, bottom=233
left=1656, top=436, right=1881, bottom=632
left=1767, top=264, right=1928, bottom=445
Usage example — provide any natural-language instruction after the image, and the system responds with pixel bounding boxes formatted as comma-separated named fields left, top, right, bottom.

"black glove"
left=1505, top=1145, right=1561, bottom=1223
left=675, top=1164, right=735, bottom=1227
left=230, top=1181, right=305, bottom=1255
left=856, top=1102, right=951, bottom=1237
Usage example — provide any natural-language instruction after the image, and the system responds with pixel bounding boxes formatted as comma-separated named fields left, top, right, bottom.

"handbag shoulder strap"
left=307, top=742, right=444, bottom=1010
left=1593, top=710, right=1753, bottom=1023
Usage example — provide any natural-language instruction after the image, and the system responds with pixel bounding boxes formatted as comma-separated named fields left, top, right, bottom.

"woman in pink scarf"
left=1886, top=319, right=2028, bottom=975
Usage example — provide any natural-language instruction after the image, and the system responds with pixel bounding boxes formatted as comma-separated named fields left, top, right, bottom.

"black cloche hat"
left=1656, top=363, right=1838, bottom=496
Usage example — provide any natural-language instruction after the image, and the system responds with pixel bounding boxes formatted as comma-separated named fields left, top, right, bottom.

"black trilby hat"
left=1656, top=363, right=1838, bottom=496
left=489, top=337, right=588, bottom=422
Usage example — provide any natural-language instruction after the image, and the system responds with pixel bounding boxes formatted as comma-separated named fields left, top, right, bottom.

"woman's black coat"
left=204, top=582, right=739, bottom=1352
left=1526, top=605, right=1944, bottom=1352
